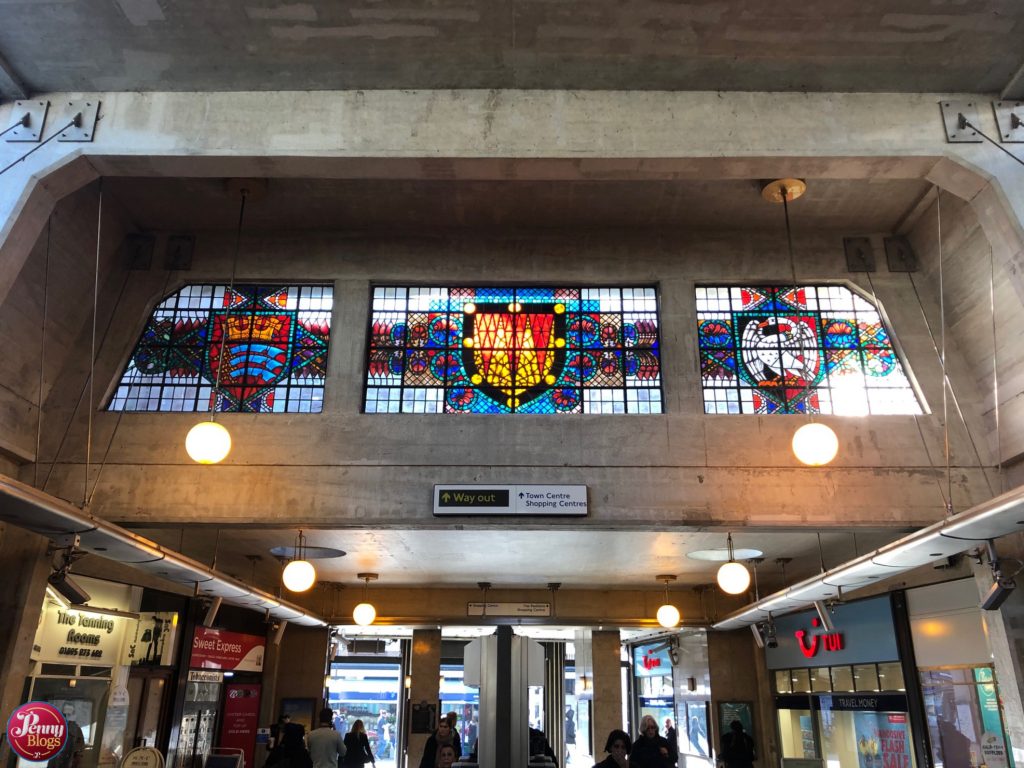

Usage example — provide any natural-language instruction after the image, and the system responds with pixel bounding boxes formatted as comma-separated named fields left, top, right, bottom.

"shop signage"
left=632, top=643, right=672, bottom=678
left=466, top=602, right=551, bottom=617
left=765, top=595, right=899, bottom=670
left=123, top=612, right=179, bottom=667
left=5, top=701, right=68, bottom=761
left=219, top=683, right=261, bottom=768
left=434, top=485, right=588, bottom=516
left=191, top=627, right=265, bottom=672
left=121, top=746, right=165, bottom=768
left=32, top=604, right=132, bottom=664
left=188, top=670, right=224, bottom=683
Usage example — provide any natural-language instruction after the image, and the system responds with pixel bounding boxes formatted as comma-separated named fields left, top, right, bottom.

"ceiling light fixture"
left=281, top=530, right=316, bottom=593
left=762, top=178, right=839, bottom=467
left=186, top=185, right=249, bottom=464
left=655, top=574, right=680, bottom=628
left=353, top=572, right=379, bottom=626
left=716, top=533, right=751, bottom=595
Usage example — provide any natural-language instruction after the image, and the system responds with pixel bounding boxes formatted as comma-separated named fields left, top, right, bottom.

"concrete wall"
left=6, top=225, right=998, bottom=537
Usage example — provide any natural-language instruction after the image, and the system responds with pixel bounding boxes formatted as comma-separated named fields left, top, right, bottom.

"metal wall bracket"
left=884, top=236, right=918, bottom=272
left=4, top=99, right=48, bottom=142
left=57, top=99, right=100, bottom=142
left=992, top=101, right=1024, bottom=143
left=843, top=237, right=875, bottom=272
left=940, top=100, right=982, bottom=143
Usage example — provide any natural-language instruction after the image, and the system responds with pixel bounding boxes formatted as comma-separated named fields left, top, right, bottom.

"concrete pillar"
left=408, top=628, right=441, bottom=767
left=708, top=629, right=774, bottom=766
left=0, top=525, right=51, bottom=765
left=591, top=630, right=623, bottom=758
left=975, top=539, right=1024, bottom=764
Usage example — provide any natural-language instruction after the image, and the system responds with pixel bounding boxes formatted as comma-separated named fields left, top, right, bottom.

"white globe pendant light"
left=186, top=420, right=232, bottom=464
left=282, top=559, right=316, bottom=592
left=655, top=575, right=680, bottom=628
left=716, top=533, right=751, bottom=595
left=281, top=530, right=317, bottom=592
left=353, top=573, right=379, bottom=626
left=657, top=603, right=681, bottom=628
left=792, top=422, right=839, bottom=467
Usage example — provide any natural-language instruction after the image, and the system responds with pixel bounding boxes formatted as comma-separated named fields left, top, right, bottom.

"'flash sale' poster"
left=854, top=712, right=911, bottom=768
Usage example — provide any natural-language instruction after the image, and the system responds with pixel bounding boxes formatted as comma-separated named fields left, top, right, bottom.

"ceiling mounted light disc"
left=185, top=421, right=231, bottom=464
left=656, top=603, right=681, bottom=628
left=792, top=422, right=839, bottom=466
left=761, top=178, right=807, bottom=204
left=717, top=561, right=752, bottom=595
left=282, top=559, right=316, bottom=592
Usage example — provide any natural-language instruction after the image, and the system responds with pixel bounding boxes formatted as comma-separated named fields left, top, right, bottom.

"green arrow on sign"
left=441, top=492, right=451, bottom=502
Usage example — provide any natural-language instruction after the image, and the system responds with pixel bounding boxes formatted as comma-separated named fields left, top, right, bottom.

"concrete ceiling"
left=130, top=525, right=905, bottom=594
left=107, top=176, right=932, bottom=232
left=1, top=1, right=1023, bottom=98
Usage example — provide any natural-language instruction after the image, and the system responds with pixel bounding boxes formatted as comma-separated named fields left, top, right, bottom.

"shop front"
left=768, top=594, right=920, bottom=768
left=23, top=576, right=183, bottom=768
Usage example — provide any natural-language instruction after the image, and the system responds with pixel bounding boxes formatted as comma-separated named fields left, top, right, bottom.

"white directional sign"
left=433, top=485, right=587, bottom=516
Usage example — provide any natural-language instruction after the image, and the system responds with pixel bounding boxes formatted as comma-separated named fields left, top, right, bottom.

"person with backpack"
left=720, top=720, right=756, bottom=768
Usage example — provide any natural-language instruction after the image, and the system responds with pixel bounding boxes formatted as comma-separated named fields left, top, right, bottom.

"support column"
left=408, top=628, right=441, bottom=767
left=0, top=525, right=51, bottom=764
left=592, top=630, right=623, bottom=758
left=975, top=544, right=1024, bottom=763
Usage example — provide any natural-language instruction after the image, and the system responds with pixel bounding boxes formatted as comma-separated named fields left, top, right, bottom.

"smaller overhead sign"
left=466, top=602, right=551, bottom=617
left=434, top=485, right=587, bottom=516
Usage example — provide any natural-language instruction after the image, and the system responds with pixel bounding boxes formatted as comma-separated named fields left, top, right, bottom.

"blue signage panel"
left=633, top=643, right=673, bottom=677
left=765, top=594, right=899, bottom=669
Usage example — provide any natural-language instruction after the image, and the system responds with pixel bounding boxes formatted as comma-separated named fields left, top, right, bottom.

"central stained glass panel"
left=365, top=286, right=662, bottom=414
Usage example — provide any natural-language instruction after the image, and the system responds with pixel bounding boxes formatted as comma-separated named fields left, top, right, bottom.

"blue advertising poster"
left=853, top=712, right=911, bottom=768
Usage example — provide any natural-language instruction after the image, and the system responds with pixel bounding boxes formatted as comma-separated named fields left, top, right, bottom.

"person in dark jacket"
left=720, top=720, right=756, bottom=768
left=631, top=715, right=676, bottom=768
left=342, top=720, right=375, bottom=766
left=594, top=729, right=631, bottom=768
left=419, top=719, right=462, bottom=768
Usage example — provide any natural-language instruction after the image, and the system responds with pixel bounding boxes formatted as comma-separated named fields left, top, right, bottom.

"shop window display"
left=920, top=667, right=1011, bottom=768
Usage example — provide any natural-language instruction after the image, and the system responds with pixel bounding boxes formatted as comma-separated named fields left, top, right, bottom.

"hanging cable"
left=0, top=111, right=31, bottom=139
left=85, top=179, right=103, bottom=507
left=957, top=114, right=1024, bottom=170
left=0, top=114, right=81, bottom=178
left=989, top=246, right=1003, bottom=493
left=34, top=215, right=52, bottom=489
left=212, top=189, right=247, bottom=417
left=936, top=190, right=953, bottom=515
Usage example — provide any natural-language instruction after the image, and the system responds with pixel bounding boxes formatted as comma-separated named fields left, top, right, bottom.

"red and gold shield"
left=461, top=301, right=567, bottom=409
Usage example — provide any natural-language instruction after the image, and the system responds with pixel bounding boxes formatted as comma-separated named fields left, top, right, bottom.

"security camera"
left=980, top=577, right=1016, bottom=611
left=764, top=621, right=778, bottom=650
left=48, top=571, right=90, bottom=605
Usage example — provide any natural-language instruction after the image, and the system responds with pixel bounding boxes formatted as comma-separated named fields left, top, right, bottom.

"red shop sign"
left=191, top=627, right=265, bottom=672
left=220, top=683, right=261, bottom=768
left=6, top=702, right=68, bottom=761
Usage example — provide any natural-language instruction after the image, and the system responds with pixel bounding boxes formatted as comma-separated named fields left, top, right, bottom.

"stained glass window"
left=109, top=284, right=332, bottom=413
left=696, top=285, right=921, bottom=415
left=365, top=286, right=662, bottom=414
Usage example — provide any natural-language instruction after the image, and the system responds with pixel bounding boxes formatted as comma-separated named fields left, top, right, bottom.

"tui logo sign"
left=794, top=617, right=844, bottom=658
left=640, top=651, right=662, bottom=671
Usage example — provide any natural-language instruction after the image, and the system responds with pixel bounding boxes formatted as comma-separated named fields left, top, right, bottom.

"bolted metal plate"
left=5, top=100, right=48, bottom=142
left=884, top=236, right=917, bottom=272
left=843, top=236, right=875, bottom=272
left=939, top=99, right=982, bottom=143
left=992, top=101, right=1024, bottom=143
left=122, top=234, right=155, bottom=270
left=165, top=234, right=195, bottom=270
left=56, top=99, right=100, bottom=142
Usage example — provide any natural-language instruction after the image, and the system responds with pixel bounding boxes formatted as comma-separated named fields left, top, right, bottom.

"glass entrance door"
left=327, top=661, right=402, bottom=767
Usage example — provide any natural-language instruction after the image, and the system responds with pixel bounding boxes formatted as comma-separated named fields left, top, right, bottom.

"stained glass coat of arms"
left=697, top=285, right=921, bottom=415
left=365, top=286, right=662, bottom=413
left=109, top=284, right=332, bottom=413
